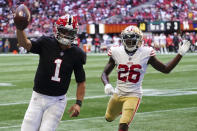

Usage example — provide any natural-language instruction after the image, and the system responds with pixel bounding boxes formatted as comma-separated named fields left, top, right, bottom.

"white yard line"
left=1, top=87, right=197, bottom=106
left=61, top=106, right=197, bottom=123
left=0, top=102, right=29, bottom=106
left=0, top=54, right=37, bottom=57
left=0, top=83, right=15, bottom=86
left=0, top=125, right=21, bottom=129
left=0, top=106, right=196, bottom=129
left=0, top=95, right=108, bottom=106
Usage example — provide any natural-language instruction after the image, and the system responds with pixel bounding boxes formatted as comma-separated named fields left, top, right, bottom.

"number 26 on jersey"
left=118, top=64, right=142, bottom=83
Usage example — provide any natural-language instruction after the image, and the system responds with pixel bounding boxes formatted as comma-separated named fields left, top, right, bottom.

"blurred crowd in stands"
left=0, top=0, right=197, bottom=54
left=124, top=0, right=197, bottom=23
left=1, top=31, right=197, bottom=54
left=0, top=0, right=196, bottom=34
left=78, top=32, right=197, bottom=54
left=0, top=0, right=149, bottom=35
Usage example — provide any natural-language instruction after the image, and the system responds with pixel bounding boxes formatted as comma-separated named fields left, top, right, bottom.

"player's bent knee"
left=105, top=117, right=113, bottom=122
left=105, top=114, right=114, bottom=122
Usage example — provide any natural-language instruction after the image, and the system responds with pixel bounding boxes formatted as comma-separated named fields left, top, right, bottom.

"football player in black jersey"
left=15, top=14, right=86, bottom=131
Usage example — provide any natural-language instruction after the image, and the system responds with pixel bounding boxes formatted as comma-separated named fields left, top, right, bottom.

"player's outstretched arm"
left=16, top=30, right=32, bottom=51
left=14, top=4, right=32, bottom=51
left=148, top=40, right=191, bottom=73
left=101, top=57, right=115, bottom=95
left=69, top=81, right=85, bottom=117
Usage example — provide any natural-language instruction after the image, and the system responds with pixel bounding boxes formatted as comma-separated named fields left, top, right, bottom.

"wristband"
left=76, top=100, right=82, bottom=107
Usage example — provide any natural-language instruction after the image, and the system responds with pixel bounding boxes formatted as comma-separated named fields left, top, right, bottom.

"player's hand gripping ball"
left=14, top=4, right=31, bottom=30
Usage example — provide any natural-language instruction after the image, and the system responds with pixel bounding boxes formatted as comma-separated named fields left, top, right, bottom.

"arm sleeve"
left=107, top=47, right=112, bottom=56
left=74, top=51, right=86, bottom=83
left=29, top=36, right=45, bottom=54
left=150, top=48, right=156, bottom=56
left=107, top=46, right=116, bottom=63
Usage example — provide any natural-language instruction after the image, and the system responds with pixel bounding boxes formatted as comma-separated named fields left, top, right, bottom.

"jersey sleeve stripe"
left=150, top=50, right=156, bottom=56
left=108, top=49, right=112, bottom=56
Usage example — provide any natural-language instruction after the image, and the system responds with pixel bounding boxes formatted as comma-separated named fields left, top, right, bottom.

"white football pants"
left=21, top=91, right=67, bottom=131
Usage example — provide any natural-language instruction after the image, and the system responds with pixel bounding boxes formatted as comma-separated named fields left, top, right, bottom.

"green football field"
left=0, top=53, right=197, bottom=131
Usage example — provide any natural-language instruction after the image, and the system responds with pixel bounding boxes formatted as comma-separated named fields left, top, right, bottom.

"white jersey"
left=113, top=36, right=121, bottom=46
left=160, top=34, right=166, bottom=44
left=154, top=35, right=160, bottom=45
left=86, top=37, right=93, bottom=45
left=108, top=45, right=155, bottom=98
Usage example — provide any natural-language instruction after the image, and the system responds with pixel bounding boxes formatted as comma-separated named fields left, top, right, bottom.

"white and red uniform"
left=108, top=45, right=155, bottom=98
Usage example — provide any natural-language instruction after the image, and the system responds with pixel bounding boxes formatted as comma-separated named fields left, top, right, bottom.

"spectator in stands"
left=153, top=34, right=160, bottom=52
left=100, top=34, right=107, bottom=52
left=166, top=34, right=174, bottom=53
left=1, top=0, right=197, bottom=55
left=1, top=0, right=197, bottom=36
left=159, top=33, right=168, bottom=54
left=1, top=0, right=151, bottom=35
left=86, top=35, right=93, bottom=52
left=103, top=34, right=109, bottom=48
left=0, top=38, right=3, bottom=53
left=143, top=35, right=148, bottom=46
left=183, top=32, right=193, bottom=52
left=81, top=38, right=87, bottom=52
left=106, top=35, right=112, bottom=50
left=112, top=34, right=121, bottom=46
left=194, top=33, right=197, bottom=52
left=173, top=32, right=180, bottom=53
left=94, top=34, right=101, bottom=53
left=147, top=34, right=153, bottom=47
left=4, top=38, right=10, bottom=53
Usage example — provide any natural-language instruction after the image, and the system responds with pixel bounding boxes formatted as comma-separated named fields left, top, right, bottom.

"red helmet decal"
left=72, top=16, right=77, bottom=29
left=56, top=15, right=78, bottom=29
left=56, top=17, right=67, bottom=26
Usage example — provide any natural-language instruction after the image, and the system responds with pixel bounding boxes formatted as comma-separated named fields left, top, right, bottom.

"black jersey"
left=30, top=36, right=86, bottom=96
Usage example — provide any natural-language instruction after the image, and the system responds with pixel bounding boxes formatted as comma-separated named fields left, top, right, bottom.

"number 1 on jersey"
left=51, top=59, right=62, bottom=82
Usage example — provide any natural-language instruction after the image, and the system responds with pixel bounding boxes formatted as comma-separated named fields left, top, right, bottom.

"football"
left=13, top=4, right=31, bottom=30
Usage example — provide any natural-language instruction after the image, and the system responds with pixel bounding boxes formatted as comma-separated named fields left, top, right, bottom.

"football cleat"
left=121, top=25, right=143, bottom=52
left=54, top=14, right=78, bottom=45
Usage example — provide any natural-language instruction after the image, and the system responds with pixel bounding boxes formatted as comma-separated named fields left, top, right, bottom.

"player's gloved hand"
left=104, top=84, right=114, bottom=95
left=178, top=40, right=191, bottom=56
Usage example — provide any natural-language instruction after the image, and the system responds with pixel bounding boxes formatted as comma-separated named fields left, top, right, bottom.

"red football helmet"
left=54, top=14, right=78, bottom=45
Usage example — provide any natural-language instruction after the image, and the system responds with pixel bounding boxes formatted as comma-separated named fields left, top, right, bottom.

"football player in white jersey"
left=101, top=25, right=191, bottom=131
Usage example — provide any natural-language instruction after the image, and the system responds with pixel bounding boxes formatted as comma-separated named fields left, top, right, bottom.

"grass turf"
left=0, top=53, right=197, bottom=131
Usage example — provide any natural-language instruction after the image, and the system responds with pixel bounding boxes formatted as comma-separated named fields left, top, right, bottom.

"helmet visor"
left=122, top=34, right=140, bottom=48
left=57, top=27, right=77, bottom=40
